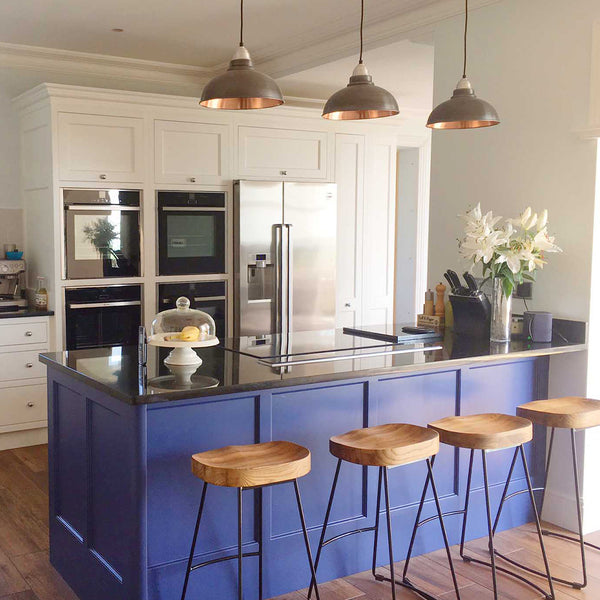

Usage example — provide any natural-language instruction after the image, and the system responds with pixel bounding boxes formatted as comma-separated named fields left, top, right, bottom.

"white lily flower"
left=537, top=209, right=548, bottom=230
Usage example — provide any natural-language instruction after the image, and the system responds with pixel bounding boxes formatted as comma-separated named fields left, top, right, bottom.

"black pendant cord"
left=359, top=0, right=364, bottom=64
left=462, top=0, right=468, bottom=78
left=239, top=0, right=244, bottom=46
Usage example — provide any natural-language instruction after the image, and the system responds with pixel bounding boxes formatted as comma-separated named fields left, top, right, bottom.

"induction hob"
left=220, top=326, right=443, bottom=368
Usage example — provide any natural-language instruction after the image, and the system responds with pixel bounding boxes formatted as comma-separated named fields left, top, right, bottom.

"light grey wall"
left=395, top=147, right=420, bottom=323
left=428, top=0, right=598, bottom=321
left=0, top=89, right=21, bottom=209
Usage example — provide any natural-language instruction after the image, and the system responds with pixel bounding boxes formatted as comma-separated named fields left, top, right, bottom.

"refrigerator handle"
left=285, top=224, right=293, bottom=334
left=274, top=224, right=289, bottom=334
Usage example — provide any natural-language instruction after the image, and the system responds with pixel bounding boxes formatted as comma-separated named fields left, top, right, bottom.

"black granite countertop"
left=39, top=321, right=587, bottom=405
left=0, top=309, right=55, bottom=319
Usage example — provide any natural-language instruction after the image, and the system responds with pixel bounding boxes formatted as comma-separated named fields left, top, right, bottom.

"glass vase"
left=490, top=277, right=512, bottom=342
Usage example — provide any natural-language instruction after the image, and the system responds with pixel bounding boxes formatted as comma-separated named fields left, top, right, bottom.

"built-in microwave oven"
left=157, top=191, right=226, bottom=276
left=63, top=189, right=142, bottom=280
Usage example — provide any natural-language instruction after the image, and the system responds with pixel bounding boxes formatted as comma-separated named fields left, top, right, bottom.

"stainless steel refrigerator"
left=233, top=180, right=337, bottom=337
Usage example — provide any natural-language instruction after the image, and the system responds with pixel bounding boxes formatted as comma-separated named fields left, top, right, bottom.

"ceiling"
left=0, top=0, right=439, bottom=67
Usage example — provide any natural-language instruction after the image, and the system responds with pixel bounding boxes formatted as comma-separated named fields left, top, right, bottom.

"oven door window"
left=158, top=210, right=225, bottom=275
left=65, top=209, right=141, bottom=279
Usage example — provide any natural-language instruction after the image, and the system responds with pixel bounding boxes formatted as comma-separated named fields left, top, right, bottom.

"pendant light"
left=322, top=0, right=399, bottom=120
left=200, top=0, right=283, bottom=110
left=427, top=0, right=499, bottom=129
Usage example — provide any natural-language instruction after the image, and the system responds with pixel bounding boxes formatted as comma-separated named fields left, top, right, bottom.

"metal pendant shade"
left=322, top=0, right=398, bottom=121
left=427, top=0, right=499, bottom=129
left=200, top=1, right=283, bottom=110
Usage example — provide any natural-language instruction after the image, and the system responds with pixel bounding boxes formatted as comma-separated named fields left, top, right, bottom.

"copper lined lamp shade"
left=200, top=1, right=283, bottom=110
left=322, top=0, right=398, bottom=121
left=426, top=0, right=499, bottom=129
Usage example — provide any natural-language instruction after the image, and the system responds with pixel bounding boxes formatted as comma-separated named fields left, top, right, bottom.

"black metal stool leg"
left=491, top=447, right=520, bottom=537
left=238, top=487, right=243, bottom=600
left=459, top=449, right=475, bottom=560
left=383, top=467, right=397, bottom=600
left=308, top=458, right=342, bottom=599
left=371, top=466, right=383, bottom=579
left=181, top=482, right=208, bottom=600
left=481, top=450, right=499, bottom=600
left=293, top=479, right=321, bottom=600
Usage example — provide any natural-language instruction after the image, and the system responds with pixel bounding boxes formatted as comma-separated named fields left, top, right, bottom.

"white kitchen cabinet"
left=58, top=112, right=145, bottom=182
left=238, top=126, right=328, bottom=180
left=155, top=120, right=230, bottom=185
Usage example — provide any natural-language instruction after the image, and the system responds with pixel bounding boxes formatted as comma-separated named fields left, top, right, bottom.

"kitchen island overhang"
left=40, top=328, right=586, bottom=600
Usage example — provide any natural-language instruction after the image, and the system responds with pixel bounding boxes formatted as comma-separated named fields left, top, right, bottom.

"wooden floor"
left=0, top=444, right=599, bottom=600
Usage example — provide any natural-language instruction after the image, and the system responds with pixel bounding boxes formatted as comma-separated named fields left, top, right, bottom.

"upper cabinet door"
left=58, top=113, right=145, bottom=183
left=238, top=126, right=328, bottom=180
left=154, top=120, right=230, bottom=185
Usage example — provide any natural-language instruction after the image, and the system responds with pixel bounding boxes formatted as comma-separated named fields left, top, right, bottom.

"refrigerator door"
left=283, top=182, right=337, bottom=333
left=234, top=180, right=283, bottom=337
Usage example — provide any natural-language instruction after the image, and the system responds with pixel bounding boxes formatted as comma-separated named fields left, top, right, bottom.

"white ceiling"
left=0, top=0, right=438, bottom=67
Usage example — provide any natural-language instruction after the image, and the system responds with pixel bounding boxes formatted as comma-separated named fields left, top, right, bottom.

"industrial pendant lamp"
left=200, top=0, right=284, bottom=110
left=427, top=0, right=499, bottom=129
left=322, top=0, right=399, bottom=120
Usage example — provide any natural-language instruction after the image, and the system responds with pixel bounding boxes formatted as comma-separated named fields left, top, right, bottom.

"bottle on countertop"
left=424, top=289, right=434, bottom=316
left=34, top=276, right=48, bottom=311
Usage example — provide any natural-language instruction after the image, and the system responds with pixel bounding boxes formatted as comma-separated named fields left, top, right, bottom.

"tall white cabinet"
left=14, top=83, right=429, bottom=354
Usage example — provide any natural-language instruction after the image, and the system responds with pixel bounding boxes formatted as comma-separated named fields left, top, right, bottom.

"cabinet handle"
left=27, top=402, right=34, bottom=408
left=189, top=177, right=196, bottom=183
left=344, top=302, right=351, bottom=308
left=99, top=174, right=107, bottom=180
left=280, top=170, right=287, bottom=176
left=25, top=363, right=33, bottom=368
left=25, top=331, right=33, bottom=337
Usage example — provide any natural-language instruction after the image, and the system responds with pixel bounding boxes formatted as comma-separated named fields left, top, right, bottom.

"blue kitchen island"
left=40, top=325, right=586, bottom=600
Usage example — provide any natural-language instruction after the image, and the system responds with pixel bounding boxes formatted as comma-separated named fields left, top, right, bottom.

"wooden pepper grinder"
left=435, top=282, right=446, bottom=318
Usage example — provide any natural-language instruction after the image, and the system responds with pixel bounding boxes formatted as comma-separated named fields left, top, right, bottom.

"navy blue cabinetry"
left=46, top=355, right=552, bottom=600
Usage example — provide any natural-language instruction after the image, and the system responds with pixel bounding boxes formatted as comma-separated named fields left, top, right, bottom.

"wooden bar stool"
left=180, top=440, right=320, bottom=600
left=496, top=396, right=600, bottom=590
left=428, top=413, right=555, bottom=600
left=308, top=423, right=460, bottom=600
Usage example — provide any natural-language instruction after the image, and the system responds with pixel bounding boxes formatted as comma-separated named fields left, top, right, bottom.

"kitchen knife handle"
left=444, top=272, right=456, bottom=293
left=463, top=272, right=479, bottom=293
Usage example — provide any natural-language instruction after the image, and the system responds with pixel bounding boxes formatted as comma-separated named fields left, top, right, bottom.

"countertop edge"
left=39, top=342, right=587, bottom=405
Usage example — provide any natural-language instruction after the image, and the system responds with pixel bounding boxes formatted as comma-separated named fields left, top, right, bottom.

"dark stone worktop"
left=0, top=309, right=54, bottom=319
left=39, top=321, right=586, bottom=405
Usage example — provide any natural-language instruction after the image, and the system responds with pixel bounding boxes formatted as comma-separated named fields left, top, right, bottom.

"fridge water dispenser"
left=247, top=253, right=274, bottom=301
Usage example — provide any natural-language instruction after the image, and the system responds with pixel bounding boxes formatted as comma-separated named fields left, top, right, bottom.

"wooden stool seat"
left=191, top=441, right=311, bottom=488
left=329, top=423, right=439, bottom=467
left=428, top=413, right=532, bottom=450
left=517, top=397, right=600, bottom=430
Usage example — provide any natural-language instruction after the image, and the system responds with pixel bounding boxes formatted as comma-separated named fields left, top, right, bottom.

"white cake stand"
left=148, top=333, right=220, bottom=367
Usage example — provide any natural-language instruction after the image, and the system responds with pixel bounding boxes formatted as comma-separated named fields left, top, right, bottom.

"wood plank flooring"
left=0, top=444, right=599, bottom=600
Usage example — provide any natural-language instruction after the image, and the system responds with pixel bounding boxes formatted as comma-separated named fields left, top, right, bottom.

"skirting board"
left=541, top=488, right=595, bottom=534
left=0, top=427, right=47, bottom=451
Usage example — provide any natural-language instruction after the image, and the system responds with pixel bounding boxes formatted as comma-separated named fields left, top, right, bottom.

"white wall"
left=428, top=0, right=600, bottom=534
left=0, top=88, right=21, bottom=209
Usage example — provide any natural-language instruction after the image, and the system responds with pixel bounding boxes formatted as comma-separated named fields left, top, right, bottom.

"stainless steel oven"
left=157, top=191, right=226, bottom=276
left=63, top=189, right=142, bottom=280
left=64, top=285, right=142, bottom=350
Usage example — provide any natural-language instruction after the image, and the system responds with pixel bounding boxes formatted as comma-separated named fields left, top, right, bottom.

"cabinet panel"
left=0, top=383, right=47, bottom=427
left=58, top=112, right=144, bottom=182
left=238, top=126, right=328, bottom=179
left=0, top=320, right=47, bottom=346
left=0, top=349, right=47, bottom=382
left=154, top=120, right=229, bottom=185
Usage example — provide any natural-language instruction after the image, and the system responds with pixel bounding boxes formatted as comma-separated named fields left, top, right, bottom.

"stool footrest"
left=323, top=526, right=376, bottom=547
left=416, top=508, right=465, bottom=529
left=462, top=552, right=552, bottom=599
left=373, top=571, right=438, bottom=600
left=190, top=551, right=260, bottom=572
left=542, top=529, right=600, bottom=552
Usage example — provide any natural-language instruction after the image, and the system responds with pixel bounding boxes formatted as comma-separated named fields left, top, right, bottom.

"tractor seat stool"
left=428, top=413, right=555, bottom=600
left=308, top=423, right=460, bottom=600
left=504, top=397, right=600, bottom=590
left=180, top=440, right=320, bottom=600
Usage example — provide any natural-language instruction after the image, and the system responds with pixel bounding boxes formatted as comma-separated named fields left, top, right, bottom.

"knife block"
left=449, top=294, right=491, bottom=337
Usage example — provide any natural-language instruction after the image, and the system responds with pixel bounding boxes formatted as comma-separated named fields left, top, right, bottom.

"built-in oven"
left=157, top=281, right=227, bottom=339
left=63, top=189, right=142, bottom=280
left=157, top=191, right=226, bottom=276
left=65, top=285, right=142, bottom=350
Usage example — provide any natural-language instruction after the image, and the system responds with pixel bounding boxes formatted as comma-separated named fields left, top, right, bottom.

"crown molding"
left=0, top=41, right=212, bottom=87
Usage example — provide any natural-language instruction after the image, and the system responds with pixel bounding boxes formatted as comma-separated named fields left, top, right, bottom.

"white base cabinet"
left=0, top=316, right=50, bottom=449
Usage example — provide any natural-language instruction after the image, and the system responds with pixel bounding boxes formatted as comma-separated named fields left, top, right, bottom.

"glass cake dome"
left=149, top=297, right=218, bottom=366
left=151, top=296, right=217, bottom=341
